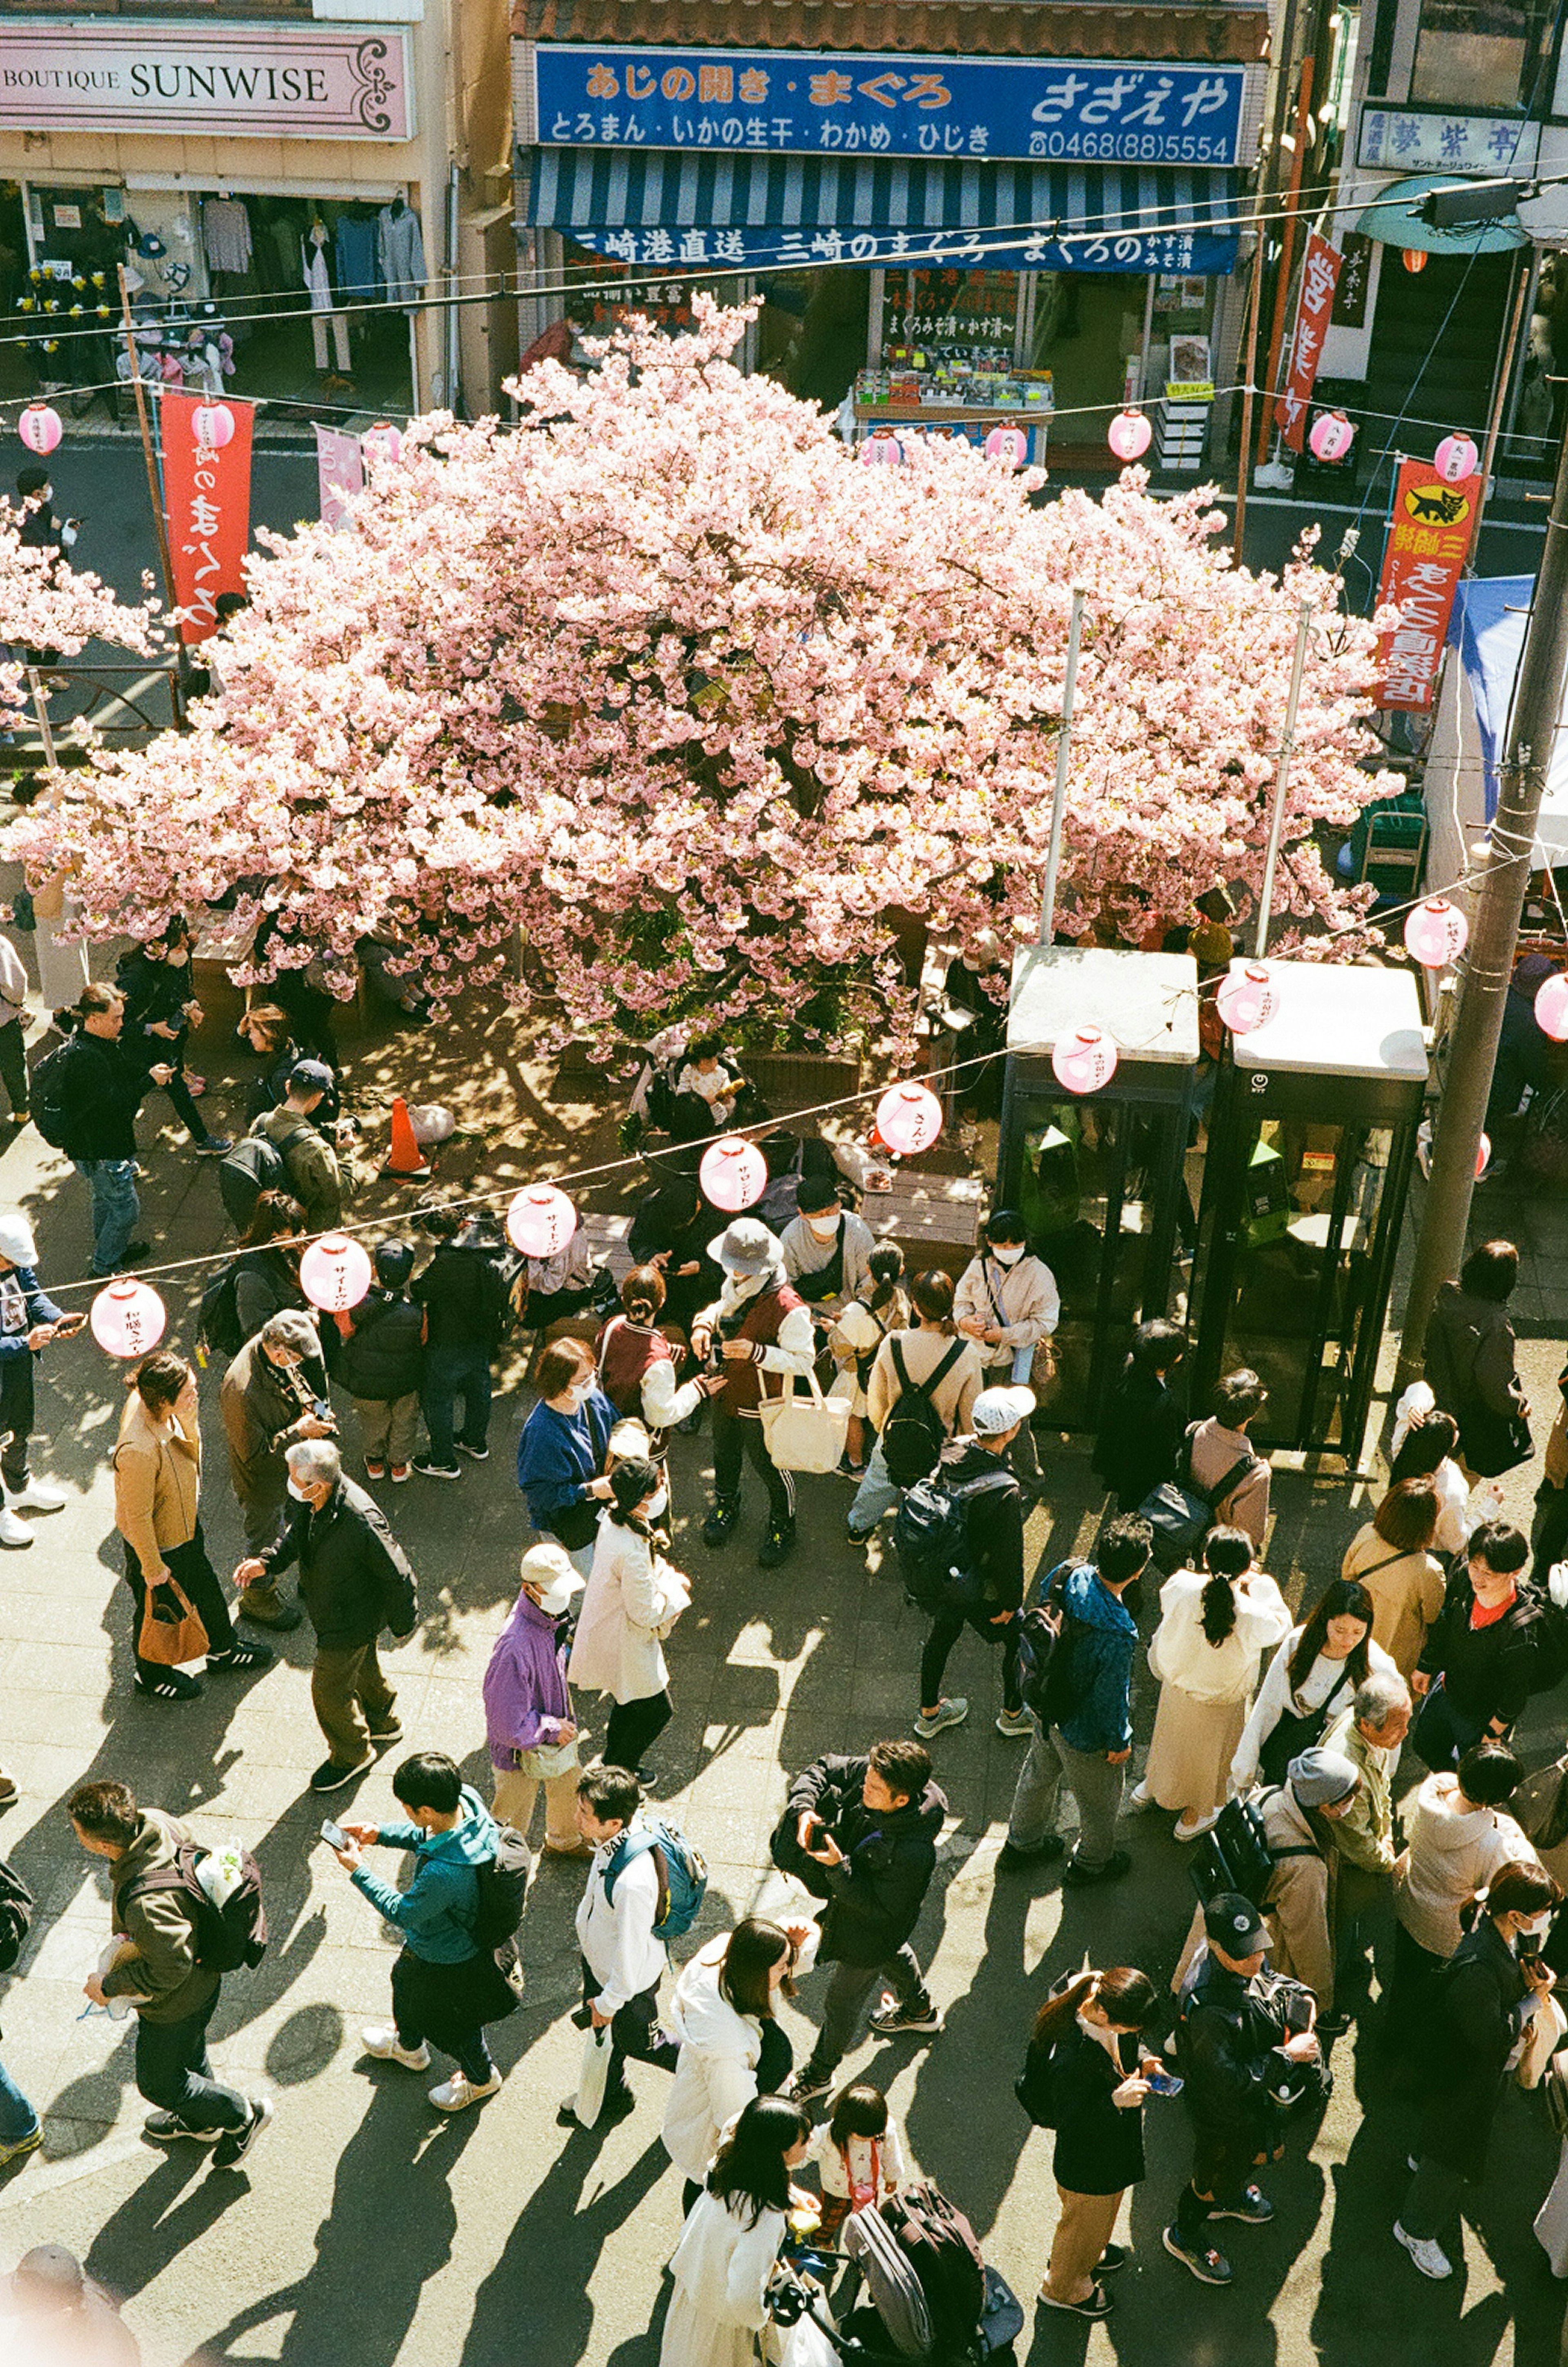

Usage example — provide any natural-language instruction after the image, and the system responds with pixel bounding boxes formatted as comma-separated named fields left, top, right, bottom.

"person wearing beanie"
left=483, top=1542, right=589, bottom=1855
left=339, top=1239, right=425, bottom=1482
left=570, top=1454, right=689, bottom=1779
left=779, top=1170, right=876, bottom=1318
left=1255, top=1746, right=1362, bottom=2020
left=0, top=1210, right=82, bottom=1549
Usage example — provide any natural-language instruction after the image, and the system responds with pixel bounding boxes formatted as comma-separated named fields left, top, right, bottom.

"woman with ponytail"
left=1016, top=1965, right=1161, bottom=2320
left=1130, top=1527, right=1290, bottom=1839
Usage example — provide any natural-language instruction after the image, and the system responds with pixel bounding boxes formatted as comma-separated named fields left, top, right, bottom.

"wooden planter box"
left=748, top=1048, right=863, bottom=1121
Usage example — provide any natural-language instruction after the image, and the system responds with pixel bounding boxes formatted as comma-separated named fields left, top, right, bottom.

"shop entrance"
left=1030, top=271, right=1145, bottom=418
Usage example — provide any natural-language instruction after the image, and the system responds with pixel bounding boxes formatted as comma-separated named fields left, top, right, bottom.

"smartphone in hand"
left=320, top=1819, right=347, bottom=1850
left=1143, top=2065, right=1184, bottom=2097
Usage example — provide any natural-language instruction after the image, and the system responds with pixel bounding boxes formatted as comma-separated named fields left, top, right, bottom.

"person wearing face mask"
left=569, top=1456, right=690, bottom=1779
left=114, top=923, right=232, bottom=1160
left=691, top=1218, right=816, bottom=1570
left=1394, top=1859, right=1560, bottom=2280
left=515, top=1336, right=617, bottom=1578
left=954, top=1211, right=1058, bottom=1489
left=483, top=1542, right=589, bottom=1856
left=218, top=1308, right=333, bottom=1613
left=1017, top=1965, right=1162, bottom=2320
left=779, top=1171, right=876, bottom=1319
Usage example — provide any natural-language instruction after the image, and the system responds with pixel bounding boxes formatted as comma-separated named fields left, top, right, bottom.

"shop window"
left=1410, top=0, right=1553, bottom=108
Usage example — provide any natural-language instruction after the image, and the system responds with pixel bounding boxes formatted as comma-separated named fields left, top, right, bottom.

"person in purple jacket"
left=482, top=1542, right=592, bottom=1857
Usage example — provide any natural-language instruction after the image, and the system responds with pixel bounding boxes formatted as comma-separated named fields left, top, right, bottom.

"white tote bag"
left=757, top=1372, right=851, bottom=1475
left=571, top=2024, right=614, bottom=2128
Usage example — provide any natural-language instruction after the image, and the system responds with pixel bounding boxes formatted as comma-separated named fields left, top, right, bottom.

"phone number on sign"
left=1028, top=129, right=1234, bottom=160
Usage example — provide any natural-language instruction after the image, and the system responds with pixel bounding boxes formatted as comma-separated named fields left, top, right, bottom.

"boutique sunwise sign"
left=0, top=20, right=414, bottom=140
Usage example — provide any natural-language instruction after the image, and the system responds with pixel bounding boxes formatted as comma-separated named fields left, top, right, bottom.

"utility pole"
left=1395, top=404, right=1568, bottom=1387
left=117, top=266, right=188, bottom=722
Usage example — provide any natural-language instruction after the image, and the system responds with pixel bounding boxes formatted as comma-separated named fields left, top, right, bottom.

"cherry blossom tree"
left=0, top=505, right=158, bottom=736
left=7, top=303, right=1393, bottom=1048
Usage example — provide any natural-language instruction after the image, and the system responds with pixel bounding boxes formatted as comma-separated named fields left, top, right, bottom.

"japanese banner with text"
left=1275, top=232, right=1342, bottom=452
left=1375, top=458, right=1480, bottom=710
left=314, top=424, right=363, bottom=533
left=160, top=393, right=253, bottom=643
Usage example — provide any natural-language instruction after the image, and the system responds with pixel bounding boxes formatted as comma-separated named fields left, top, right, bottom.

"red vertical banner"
left=1374, top=458, right=1481, bottom=711
left=159, top=393, right=254, bottom=644
left=1275, top=232, right=1343, bottom=452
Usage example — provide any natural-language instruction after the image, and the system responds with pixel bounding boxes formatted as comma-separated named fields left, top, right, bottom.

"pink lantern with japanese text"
left=90, top=1278, right=165, bottom=1359
left=300, top=1232, right=373, bottom=1313
left=1476, top=1131, right=1493, bottom=1179
left=1216, top=963, right=1279, bottom=1036
left=1309, top=409, right=1355, bottom=463
left=1107, top=408, right=1152, bottom=462
left=1434, top=432, right=1479, bottom=484
left=17, top=403, right=62, bottom=458
left=1051, top=1027, right=1118, bottom=1095
left=362, top=422, right=404, bottom=466
left=192, top=402, right=235, bottom=451
left=1536, top=972, right=1568, bottom=1041
left=699, top=1135, right=767, bottom=1213
left=875, top=1082, right=945, bottom=1156
left=1404, top=897, right=1469, bottom=968
left=506, top=1185, right=577, bottom=1259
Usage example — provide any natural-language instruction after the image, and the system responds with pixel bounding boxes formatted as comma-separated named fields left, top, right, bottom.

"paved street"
left=0, top=1003, right=1561, bottom=2367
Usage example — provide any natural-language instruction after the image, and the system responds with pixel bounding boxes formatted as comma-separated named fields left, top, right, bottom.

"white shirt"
left=575, top=1823, right=666, bottom=2016
left=1232, top=1627, right=1398, bottom=1792
left=0, top=937, right=27, bottom=1030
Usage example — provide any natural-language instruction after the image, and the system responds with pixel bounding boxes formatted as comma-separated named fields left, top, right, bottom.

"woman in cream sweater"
left=569, top=1454, right=689, bottom=1777
left=1129, top=1527, right=1290, bottom=1838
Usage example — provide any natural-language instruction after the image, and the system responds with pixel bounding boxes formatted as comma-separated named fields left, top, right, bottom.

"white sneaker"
left=4, top=1478, right=65, bottom=1513
left=430, top=2071, right=502, bottom=2112
left=1125, top=1783, right=1153, bottom=1813
left=361, top=2027, right=430, bottom=2071
left=1174, top=1809, right=1220, bottom=1842
left=0, top=1509, right=32, bottom=1550
left=1394, top=2223, right=1453, bottom=2280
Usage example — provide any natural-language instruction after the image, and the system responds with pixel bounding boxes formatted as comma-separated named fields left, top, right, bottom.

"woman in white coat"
left=1129, top=1527, right=1290, bottom=1839
left=569, top=1455, right=689, bottom=1778
left=661, top=2094, right=812, bottom=2367
left=664, top=1917, right=819, bottom=2213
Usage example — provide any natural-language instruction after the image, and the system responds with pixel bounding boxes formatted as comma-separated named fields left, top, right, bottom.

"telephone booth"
left=998, top=945, right=1200, bottom=1430
left=1191, top=960, right=1429, bottom=1455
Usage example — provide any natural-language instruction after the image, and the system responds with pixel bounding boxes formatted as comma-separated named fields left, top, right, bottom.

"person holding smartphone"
left=0, top=1211, right=81, bottom=1547
left=1016, top=1965, right=1163, bottom=2320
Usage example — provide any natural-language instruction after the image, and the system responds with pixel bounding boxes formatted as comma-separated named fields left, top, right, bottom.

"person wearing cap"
left=954, top=1211, right=1058, bottom=1489
left=1163, top=1891, right=1323, bottom=2287
left=779, top=1171, right=876, bottom=1319
left=0, top=1211, right=80, bottom=1549
left=219, top=1307, right=334, bottom=1619
left=1255, top=1746, right=1363, bottom=2020
left=483, top=1541, right=590, bottom=1855
left=570, top=1456, right=688, bottom=1779
left=338, top=1239, right=425, bottom=1483
left=3, top=2243, right=140, bottom=2365
left=912, top=1385, right=1034, bottom=1745
left=691, top=1218, right=815, bottom=1571
left=255, top=1061, right=344, bottom=1233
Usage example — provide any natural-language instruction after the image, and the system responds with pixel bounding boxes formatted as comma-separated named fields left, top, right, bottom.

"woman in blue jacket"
left=516, top=1336, right=617, bottom=1575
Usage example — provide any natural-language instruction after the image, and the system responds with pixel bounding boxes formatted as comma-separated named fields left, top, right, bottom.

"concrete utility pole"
left=1395, top=406, right=1568, bottom=1388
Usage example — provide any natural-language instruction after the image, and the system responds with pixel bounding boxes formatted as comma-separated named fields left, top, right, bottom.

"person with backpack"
left=780, top=1170, right=876, bottom=1319
left=68, top=1777, right=271, bottom=2165
left=595, top=1266, right=705, bottom=1438
left=691, top=1218, right=815, bottom=1572
left=339, top=1240, right=425, bottom=1483
left=1016, top=1966, right=1161, bottom=2320
left=114, top=921, right=232, bottom=1161
left=1183, top=1371, right=1272, bottom=1552
left=1412, top=1518, right=1552, bottom=1770
left=1250, top=1746, right=1363, bottom=2019
left=0, top=1210, right=80, bottom=1549
left=954, top=1208, right=1059, bottom=1486
left=569, top=1457, right=690, bottom=1780
left=849, top=1268, right=985, bottom=1542
left=1232, top=1579, right=1396, bottom=1794
left=332, top=1750, right=519, bottom=2113
left=228, top=1191, right=313, bottom=1347
left=37, top=983, right=173, bottom=1277
left=663, top=1917, right=819, bottom=2214
left=1339, top=1477, right=1447, bottom=1680
left=1092, top=1319, right=1187, bottom=1513
left=1001, top=1513, right=1151, bottom=1883
left=253, top=1061, right=344, bottom=1235
left=410, top=1206, right=510, bottom=1476
left=218, top=1308, right=334, bottom=1589
left=827, top=1244, right=908, bottom=1478
left=1128, top=1527, right=1290, bottom=1840
left=659, top=2094, right=812, bottom=2367
left=906, top=1388, right=1034, bottom=1743
left=114, top=1351, right=274, bottom=1703
left=0, top=1850, right=40, bottom=2169
left=567, top=1765, right=682, bottom=2129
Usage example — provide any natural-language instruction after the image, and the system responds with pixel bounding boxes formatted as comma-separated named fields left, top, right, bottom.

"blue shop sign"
left=562, top=221, right=1236, bottom=274
left=531, top=45, right=1247, bottom=168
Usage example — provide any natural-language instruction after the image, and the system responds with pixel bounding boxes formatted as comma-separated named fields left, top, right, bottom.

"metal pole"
left=1233, top=212, right=1268, bottom=566
left=1036, top=584, right=1088, bottom=945
left=117, top=265, right=187, bottom=725
left=1252, top=599, right=1315, bottom=957
left=1395, top=399, right=1568, bottom=1387
left=23, top=665, right=88, bottom=1009
left=1466, top=250, right=1533, bottom=557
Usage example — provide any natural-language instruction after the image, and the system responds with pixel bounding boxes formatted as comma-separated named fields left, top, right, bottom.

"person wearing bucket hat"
left=690, top=1219, right=815, bottom=1569
left=483, top=1542, right=590, bottom=1856
left=0, top=1210, right=81, bottom=1548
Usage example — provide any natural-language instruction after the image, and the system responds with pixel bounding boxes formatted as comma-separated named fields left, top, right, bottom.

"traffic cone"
left=384, top=1095, right=433, bottom=1180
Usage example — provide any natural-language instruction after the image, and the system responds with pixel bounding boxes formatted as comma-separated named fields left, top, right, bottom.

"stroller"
left=772, top=2182, right=1023, bottom=2366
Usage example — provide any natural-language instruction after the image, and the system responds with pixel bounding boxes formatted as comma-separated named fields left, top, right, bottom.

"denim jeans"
left=134, top=1992, right=249, bottom=2133
left=0, top=2051, right=39, bottom=2142
left=421, top=1344, right=492, bottom=1464
left=849, top=1440, right=900, bottom=1535
left=1011, top=1345, right=1036, bottom=1384
left=1411, top=1678, right=1488, bottom=1773
left=73, top=1157, right=140, bottom=1275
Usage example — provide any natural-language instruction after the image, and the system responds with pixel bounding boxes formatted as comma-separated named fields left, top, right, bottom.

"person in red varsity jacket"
left=690, top=1219, right=816, bottom=1570
left=596, top=1268, right=706, bottom=1441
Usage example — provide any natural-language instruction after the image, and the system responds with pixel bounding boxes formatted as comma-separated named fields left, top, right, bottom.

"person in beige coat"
left=569, top=1456, right=689, bottom=1776
left=1129, top=1527, right=1290, bottom=1838
left=1186, top=1371, right=1271, bottom=1550
left=1390, top=1739, right=1535, bottom=2013
left=114, top=1351, right=273, bottom=1703
left=847, top=1269, right=986, bottom=1540
left=1339, top=1476, right=1447, bottom=1680
left=1257, top=1748, right=1363, bottom=2018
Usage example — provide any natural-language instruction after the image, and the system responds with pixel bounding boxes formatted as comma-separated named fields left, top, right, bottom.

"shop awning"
left=523, top=147, right=1244, bottom=273
left=1356, top=172, right=1526, bottom=255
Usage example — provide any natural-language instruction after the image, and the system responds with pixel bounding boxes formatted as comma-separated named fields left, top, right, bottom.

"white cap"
left=0, top=1215, right=37, bottom=1268
left=971, top=1385, right=1036, bottom=1435
left=519, top=1541, right=585, bottom=1618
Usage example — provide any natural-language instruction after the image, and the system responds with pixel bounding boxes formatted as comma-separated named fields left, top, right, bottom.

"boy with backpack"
left=566, top=1765, right=696, bottom=2129
left=849, top=1270, right=985, bottom=1543
left=895, top=1388, right=1034, bottom=1741
left=69, top=1778, right=271, bottom=2165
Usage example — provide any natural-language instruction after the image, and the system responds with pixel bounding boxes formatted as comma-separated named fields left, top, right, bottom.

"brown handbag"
left=138, top=1577, right=208, bottom=1667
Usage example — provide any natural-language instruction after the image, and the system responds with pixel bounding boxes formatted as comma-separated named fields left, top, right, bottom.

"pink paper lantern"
left=1051, top=1026, right=1118, bottom=1096
left=1404, top=897, right=1469, bottom=968
left=1216, top=963, right=1278, bottom=1036
left=362, top=422, right=404, bottom=466
left=875, top=1082, right=945, bottom=1156
left=1434, top=432, right=1478, bottom=485
left=1309, top=409, right=1355, bottom=463
left=1536, top=972, right=1568, bottom=1041
left=299, top=1232, right=373, bottom=1313
left=506, top=1184, right=577, bottom=1259
left=90, top=1279, right=166, bottom=1359
left=1476, top=1131, right=1492, bottom=1179
left=17, top=403, right=62, bottom=458
left=1107, top=408, right=1152, bottom=462
left=192, top=401, right=235, bottom=451
left=700, top=1134, right=768, bottom=1213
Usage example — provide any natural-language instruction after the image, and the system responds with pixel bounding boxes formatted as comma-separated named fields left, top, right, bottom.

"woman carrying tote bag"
left=1232, top=1580, right=1397, bottom=1794
left=1129, top=1528, right=1290, bottom=1839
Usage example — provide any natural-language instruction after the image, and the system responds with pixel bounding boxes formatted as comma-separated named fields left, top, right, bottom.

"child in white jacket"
left=808, top=2081, right=908, bottom=2241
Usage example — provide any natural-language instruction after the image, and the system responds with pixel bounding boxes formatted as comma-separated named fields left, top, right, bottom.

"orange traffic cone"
left=384, top=1095, right=433, bottom=1180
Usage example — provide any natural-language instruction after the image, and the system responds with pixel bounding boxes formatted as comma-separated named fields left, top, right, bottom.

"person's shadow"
left=459, top=2122, right=670, bottom=2365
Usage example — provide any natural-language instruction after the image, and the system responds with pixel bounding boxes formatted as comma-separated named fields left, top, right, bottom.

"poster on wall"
left=1374, top=458, right=1481, bottom=710
left=159, top=392, right=253, bottom=644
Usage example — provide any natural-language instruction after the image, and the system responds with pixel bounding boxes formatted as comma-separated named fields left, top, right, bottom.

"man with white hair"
left=1327, top=1668, right=1413, bottom=1997
left=236, top=1437, right=418, bottom=1792
left=0, top=1210, right=82, bottom=1549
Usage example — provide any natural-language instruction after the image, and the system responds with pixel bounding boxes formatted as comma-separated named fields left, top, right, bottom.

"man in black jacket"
left=49, top=984, right=172, bottom=1275
left=1412, top=1519, right=1545, bottom=1769
left=411, top=1209, right=510, bottom=1477
left=777, top=1740, right=948, bottom=2104
left=236, top=1438, right=418, bottom=1792
left=913, top=1388, right=1030, bottom=1743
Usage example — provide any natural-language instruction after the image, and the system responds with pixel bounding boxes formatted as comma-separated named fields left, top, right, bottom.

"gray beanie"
left=1287, top=1747, right=1360, bottom=1809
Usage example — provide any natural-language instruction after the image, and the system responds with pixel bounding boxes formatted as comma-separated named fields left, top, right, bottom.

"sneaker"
left=143, top=2111, right=220, bottom=2144
left=211, top=2096, right=273, bottom=2169
left=1097, top=2244, right=1129, bottom=2275
left=1394, top=2223, right=1453, bottom=2280
left=1064, top=1849, right=1132, bottom=1888
left=1125, top=1783, right=1153, bottom=1814
left=240, top=1597, right=304, bottom=1632
left=430, top=2071, right=502, bottom=2112
left=0, top=1775, right=16, bottom=1806
left=456, top=1440, right=490, bottom=1461
left=846, top=1520, right=877, bottom=1545
left=0, top=2126, right=42, bottom=2168
left=914, top=1697, right=969, bottom=1740
left=361, top=2027, right=430, bottom=2071
left=1038, top=2283, right=1112, bottom=2320
left=757, top=1518, right=797, bottom=1570
left=118, top=1241, right=153, bottom=1264
left=702, top=1499, right=740, bottom=1549
left=134, top=1668, right=201, bottom=1703
left=412, top=1458, right=461, bottom=1481
left=0, top=1510, right=32, bottom=1551
left=194, top=1135, right=234, bottom=1157
left=3, top=1478, right=66, bottom=1513
left=994, top=1707, right=1033, bottom=1739
left=364, top=1459, right=387, bottom=1481
left=309, top=1755, right=374, bottom=1793
left=868, top=1996, right=941, bottom=2037
left=205, top=1641, right=275, bottom=1673
left=368, top=1723, right=403, bottom=1748
left=784, top=2069, right=833, bottom=2108
left=389, top=1464, right=411, bottom=1484
left=1162, top=2225, right=1232, bottom=2286
left=1208, top=2185, right=1275, bottom=2225
left=997, top=1836, right=1066, bottom=1868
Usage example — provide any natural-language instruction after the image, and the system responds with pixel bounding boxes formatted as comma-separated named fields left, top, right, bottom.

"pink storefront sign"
left=0, top=21, right=413, bottom=139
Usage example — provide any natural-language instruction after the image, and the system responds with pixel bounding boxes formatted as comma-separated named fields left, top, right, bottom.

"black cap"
left=1203, top=1891, right=1268, bottom=1956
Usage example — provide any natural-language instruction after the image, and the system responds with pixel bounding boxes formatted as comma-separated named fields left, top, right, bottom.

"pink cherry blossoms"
left=0, top=504, right=158, bottom=733
left=7, top=302, right=1394, bottom=1048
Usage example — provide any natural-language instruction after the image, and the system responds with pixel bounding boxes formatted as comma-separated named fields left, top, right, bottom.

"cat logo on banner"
left=1374, top=458, right=1480, bottom=711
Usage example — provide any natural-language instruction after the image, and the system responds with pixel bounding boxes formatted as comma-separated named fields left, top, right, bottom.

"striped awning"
left=523, top=148, right=1244, bottom=273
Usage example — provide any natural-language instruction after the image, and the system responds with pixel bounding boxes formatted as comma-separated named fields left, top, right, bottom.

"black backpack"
left=0, top=1853, right=33, bottom=1974
left=1013, top=1559, right=1078, bottom=1723
left=892, top=1463, right=1017, bottom=1614
left=471, top=1840, right=530, bottom=1960
left=1526, top=1582, right=1568, bottom=1694
left=1187, top=1790, right=1319, bottom=1911
left=29, top=1038, right=77, bottom=1152
left=218, top=1132, right=290, bottom=1231
left=125, top=1839, right=268, bottom=1974
left=881, top=1337, right=965, bottom=1487
left=198, top=1260, right=247, bottom=1360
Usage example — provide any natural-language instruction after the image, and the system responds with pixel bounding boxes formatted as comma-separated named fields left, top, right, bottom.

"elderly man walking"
left=219, top=1308, right=333, bottom=1623
left=235, top=1439, right=418, bottom=1793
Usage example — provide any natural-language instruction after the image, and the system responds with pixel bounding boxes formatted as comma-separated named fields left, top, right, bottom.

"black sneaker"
left=868, top=1996, right=941, bottom=2037
left=194, top=1135, right=234, bottom=1157
left=239, top=1598, right=304, bottom=1633
left=205, top=1641, right=275, bottom=1672
left=310, top=1755, right=374, bottom=1793
left=133, top=1669, right=201, bottom=1703
left=413, top=1458, right=461, bottom=1481
left=757, top=1518, right=797, bottom=1570
left=1064, top=1849, right=1132, bottom=1888
left=211, top=2096, right=273, bottom=2169
left=1162, top=2225, right=1232, bottom=2286
left=997, top=1836, right=1066, bottom=1869
left=456, top=1440, right=490, bottom=1461
left=1209, top=2185, right=1275, bottom=2225
left=784, top=2069, right=833, bottom=2108
left=1098, top=2243, right=1129, bottom=2275
left=118, top=1241, right=153, bottom=1266
left=702, top=1498, right=740, bottom=1549
left=368, top=1722, right=403, bottom=1748
left=1038, top=2283, right=1112, bottom=2320
left=144, top=2110, right=220, bottom=2144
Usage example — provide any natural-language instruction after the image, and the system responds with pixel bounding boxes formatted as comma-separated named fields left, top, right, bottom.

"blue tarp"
left=1446, top=574, right=1568, bottom=860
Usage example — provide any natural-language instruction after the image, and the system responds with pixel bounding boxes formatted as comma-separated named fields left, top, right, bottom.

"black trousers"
left=0, top=1360, right=34, bottom=1491
left=123, top=1527, right=238, bottom=1681
left=712, top=1406, right=793, bottom=1523
left=1176, top=2125, right=1261, bottom=2242
left=0, top=1024, right=27, bottom=1118
left=579, top=1957, right=677, bottom=2109
left=604, top=1690, right=673, bottom=1773
left=920, top=1607, right=1023, bottom=1713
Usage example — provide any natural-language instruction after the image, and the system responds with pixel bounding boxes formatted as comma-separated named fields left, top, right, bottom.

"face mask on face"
left=286, top=1477, right=312, bottom=1502
left=1517, top=1913, right=1552, bottom=1955
left=645, top=1486, right=669, bottom=1521
left=806, top=1211, right=841, bottom=1238
left=991, top=1245, right=1025, bottom=1266
left=166, top=946, right=189, bottom=966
